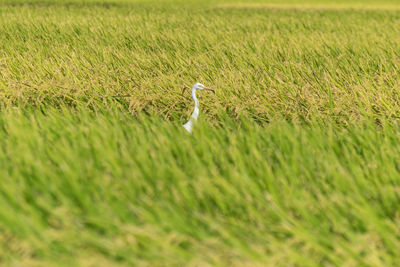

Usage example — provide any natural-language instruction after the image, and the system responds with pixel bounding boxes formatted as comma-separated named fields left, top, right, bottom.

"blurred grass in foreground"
left=0, top=109, right=400, bottom=266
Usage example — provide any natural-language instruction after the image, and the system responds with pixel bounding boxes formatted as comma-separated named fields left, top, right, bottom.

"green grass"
left=1, top=0, right=400, bottom=265
left=1, top=110, right=400, bottom=266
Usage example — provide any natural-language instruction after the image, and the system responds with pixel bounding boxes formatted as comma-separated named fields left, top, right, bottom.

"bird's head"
left=192, top=83, right=215, bottom=93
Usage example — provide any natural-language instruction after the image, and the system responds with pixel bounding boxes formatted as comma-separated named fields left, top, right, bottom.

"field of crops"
left=1, top=0, right=400, bottom=266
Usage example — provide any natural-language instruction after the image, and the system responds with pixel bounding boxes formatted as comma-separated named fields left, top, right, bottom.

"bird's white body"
left=183, top=83, right=213, bottom=133
left=183, top=119, right=194, bottom=133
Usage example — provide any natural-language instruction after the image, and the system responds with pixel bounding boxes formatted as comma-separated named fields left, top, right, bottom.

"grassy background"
left=1, top=0, right=400, bottom=123
left=1, top=0, right=400, bottom=266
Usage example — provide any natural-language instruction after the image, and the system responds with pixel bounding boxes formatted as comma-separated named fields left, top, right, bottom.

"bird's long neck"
left=191, top=88, right=199, bottom=121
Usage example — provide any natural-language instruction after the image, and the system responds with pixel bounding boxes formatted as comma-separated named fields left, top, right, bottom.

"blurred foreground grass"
left=1, top=110, right=400, bottom=266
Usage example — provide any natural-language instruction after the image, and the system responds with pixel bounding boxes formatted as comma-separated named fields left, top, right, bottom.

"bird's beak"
left=203, top=87, right=215, bottom=93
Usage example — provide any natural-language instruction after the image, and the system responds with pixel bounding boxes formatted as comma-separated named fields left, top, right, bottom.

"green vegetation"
left=1, top=0, right=400, bottom=266
left=1, top=0, right=400, bottom=122
left=2, top=110, right=400, bottom=266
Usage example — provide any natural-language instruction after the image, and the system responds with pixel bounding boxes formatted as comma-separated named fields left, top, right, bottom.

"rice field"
left=1, top=0, right=400, bottom=266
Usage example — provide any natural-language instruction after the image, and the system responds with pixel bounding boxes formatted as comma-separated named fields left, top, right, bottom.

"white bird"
left=183, top=83, right=215, bottom=133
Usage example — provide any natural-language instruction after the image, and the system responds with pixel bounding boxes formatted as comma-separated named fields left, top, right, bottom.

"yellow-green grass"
left=1, top=0, right=400, bottom=266
left=1, top=0, right=400, bottom=123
